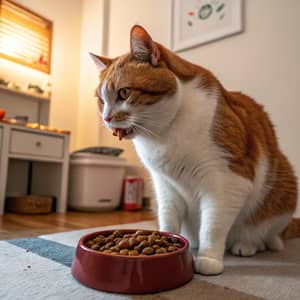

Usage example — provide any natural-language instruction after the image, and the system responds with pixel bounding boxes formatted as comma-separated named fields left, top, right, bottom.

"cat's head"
left=90, top=25, right=182, bottom=140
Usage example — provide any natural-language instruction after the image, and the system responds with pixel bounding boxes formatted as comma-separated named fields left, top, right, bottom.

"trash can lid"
left=70, top=152, right=127, bottom=167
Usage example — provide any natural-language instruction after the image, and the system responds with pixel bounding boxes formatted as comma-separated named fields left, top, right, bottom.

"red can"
left=123, top=176, right=144, bottom=211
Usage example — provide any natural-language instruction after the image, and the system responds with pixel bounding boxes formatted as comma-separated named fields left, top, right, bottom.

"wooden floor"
left=0, top=210, right=156, bottom=240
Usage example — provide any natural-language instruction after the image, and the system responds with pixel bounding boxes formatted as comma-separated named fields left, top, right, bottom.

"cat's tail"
left=281, top=218, right=300, bottom=239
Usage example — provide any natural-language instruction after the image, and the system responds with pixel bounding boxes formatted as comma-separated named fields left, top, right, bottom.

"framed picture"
left=172, top=0, right=243, bottom=52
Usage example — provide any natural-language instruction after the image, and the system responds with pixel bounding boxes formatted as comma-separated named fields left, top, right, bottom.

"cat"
left=90, top=25, right=300, bottom=275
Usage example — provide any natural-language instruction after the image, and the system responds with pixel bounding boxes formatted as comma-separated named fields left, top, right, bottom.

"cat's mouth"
left=112, top=127, right=133, bottom=140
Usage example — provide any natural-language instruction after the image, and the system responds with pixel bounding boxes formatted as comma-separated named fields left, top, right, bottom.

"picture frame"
left=172, top=0, right=243, bottom=52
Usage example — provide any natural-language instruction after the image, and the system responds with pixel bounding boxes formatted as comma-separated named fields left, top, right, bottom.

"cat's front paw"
left=230, top=242, right=257, bottom=257
left=194, top=256, right=224, bottom=275
left=266, top=236, right=284, bottom=251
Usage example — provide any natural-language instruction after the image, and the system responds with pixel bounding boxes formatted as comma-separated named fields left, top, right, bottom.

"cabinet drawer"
left=10, top=130, right=64, bottom=158
left=0, top=127, right=2, bottom=146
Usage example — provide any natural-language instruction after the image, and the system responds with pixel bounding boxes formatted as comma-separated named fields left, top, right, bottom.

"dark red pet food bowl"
left=71, top=229, right=194, bottom=294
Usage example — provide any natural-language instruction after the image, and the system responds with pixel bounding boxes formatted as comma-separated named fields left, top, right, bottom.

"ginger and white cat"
left=91, top=25, right=299, bottom=275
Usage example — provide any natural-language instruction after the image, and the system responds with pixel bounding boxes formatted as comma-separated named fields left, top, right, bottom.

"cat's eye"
left=118, top=87, right=131, bottom=100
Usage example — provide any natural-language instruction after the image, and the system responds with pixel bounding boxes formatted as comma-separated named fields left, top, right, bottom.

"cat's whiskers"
left=131, top=125, right=151, bottom=138
left=128, top=116, right=161, bottom=135
left=130, top=121, right=159, bottom=138
left=134, top=110, right=170, bottom=119
left=129, top=115, right=162, bottom=130
left=133, top=123, right=158, bottom=138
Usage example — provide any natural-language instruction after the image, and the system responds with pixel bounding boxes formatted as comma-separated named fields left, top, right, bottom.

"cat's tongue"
left=112, top=128, right=125, bottom=140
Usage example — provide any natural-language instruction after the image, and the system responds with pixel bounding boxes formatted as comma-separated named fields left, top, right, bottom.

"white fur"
left=242, top=156, right=270, bottom=218
left=133, top=78, right=254, bottom=274
left=100, top=80, right=133, bottom=129
left=226, top=156, right=270, bottom=251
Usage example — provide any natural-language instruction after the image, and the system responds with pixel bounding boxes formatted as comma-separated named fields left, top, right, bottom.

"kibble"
left=129, top=249, right=139, bottom=256
left=104, top=242, right=114, bottom=249
left=139, top=240, right=149, bottom=248
left=85, top=230, right=183, bottom=256
left=120, top=249, right=129, bottom=255
left=168, top=246, right=179, bottom=252
left=110, top=246, right=120, bottom=252
left=128, top=237, right=137, bottom=248
left=91, top=244, right=100, bottom=251
left=102, top=249, right=112, bottom=254
left=142, top=247, right=154, bottom=255
left=118, top=239, right=129, bottom=249
left=155, top=247, right=167, bottom=254
left=136, top=235, right=148, bottom=242
left=105, top=236, right=114, bottom=243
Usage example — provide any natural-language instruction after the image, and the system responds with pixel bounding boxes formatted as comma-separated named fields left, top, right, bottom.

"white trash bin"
left=68, top=153, right=127, bottom=211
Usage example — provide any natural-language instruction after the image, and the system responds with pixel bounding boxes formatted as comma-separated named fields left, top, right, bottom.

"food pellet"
left=118, top=239, right=129, bottom=249
left=129, top=249, right=139, bottom=256
left=142, top=247, right=154, bottom=255
left=91, top=244, right=100, bottom=251
left=120, top=249, right=129, bottom=255
left=85, top=230, right=183, bottom=256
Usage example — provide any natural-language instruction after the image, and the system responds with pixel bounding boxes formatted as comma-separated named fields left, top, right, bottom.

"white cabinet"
left=0, top=126, right=2, bottom=170
left=0, top=126, right=2, bottom=152
left=0, top=122, right=70, bottom=214
left=10, top=130, right=64, bottom=159
left=0, top=125, right=6, bottom=207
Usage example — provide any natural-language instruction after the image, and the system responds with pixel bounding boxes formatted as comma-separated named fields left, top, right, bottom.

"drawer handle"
left=36, top=141, right=42, bottom=147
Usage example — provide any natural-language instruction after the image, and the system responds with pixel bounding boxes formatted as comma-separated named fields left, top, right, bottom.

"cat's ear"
left=89, top=52, right=112, bottom=71
left=130, top=25, right=160, bottom=66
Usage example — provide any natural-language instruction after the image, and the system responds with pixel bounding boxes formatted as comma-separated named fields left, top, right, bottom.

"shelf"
left=0, top=85, right=50, bottom=102
left=0, top=120, right=70, bottom=135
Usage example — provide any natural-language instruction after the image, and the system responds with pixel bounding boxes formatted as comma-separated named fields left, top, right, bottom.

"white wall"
left=76, top=0, right=107, bottom=149
left=1, top=0, right=83, bottom=150
left=102, top=0, right=300, bottom=215
left=107, top=0, right=172, bottom=57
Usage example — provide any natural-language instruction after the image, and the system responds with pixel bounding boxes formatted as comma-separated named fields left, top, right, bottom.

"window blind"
left=0, top=0, right=52, bottom=73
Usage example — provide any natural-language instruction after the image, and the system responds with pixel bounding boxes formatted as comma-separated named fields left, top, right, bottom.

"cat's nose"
left=104, top=115, right=113, bottom=122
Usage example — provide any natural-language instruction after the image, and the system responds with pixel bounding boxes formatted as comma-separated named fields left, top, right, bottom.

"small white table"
left=0, top=121, right=70, bottom=215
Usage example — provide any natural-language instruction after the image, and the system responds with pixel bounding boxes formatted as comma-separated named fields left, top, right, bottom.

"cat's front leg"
left=151, top=173, right=186, bottom=233
left=195, top=192, right=244, bottom=275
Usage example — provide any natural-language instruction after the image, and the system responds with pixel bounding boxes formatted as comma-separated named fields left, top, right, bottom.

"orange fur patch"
left=97, top=54, right=177, bottom=107
left=282, top=218, right=300, bottom=239
left=213, top=91, right=297, bottom=225
left=113, top=111, right=130, bottom=122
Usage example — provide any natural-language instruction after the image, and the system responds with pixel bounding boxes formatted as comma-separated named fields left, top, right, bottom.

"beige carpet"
left=1, top=220, right=300, bottom=300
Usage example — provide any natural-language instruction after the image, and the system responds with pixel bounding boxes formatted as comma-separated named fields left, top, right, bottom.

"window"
left=0, top=0, right=52, bottom=73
